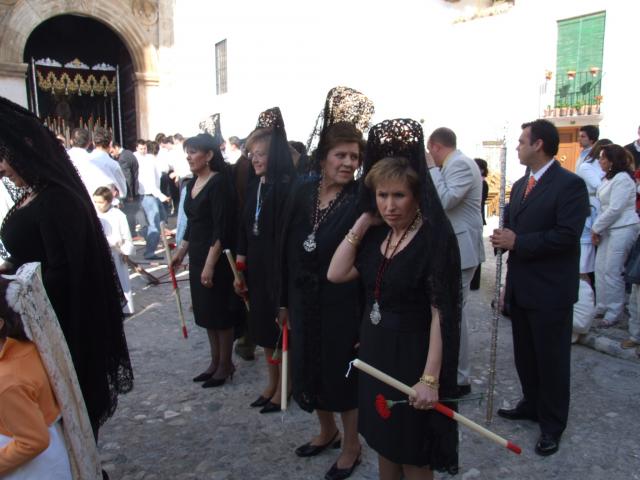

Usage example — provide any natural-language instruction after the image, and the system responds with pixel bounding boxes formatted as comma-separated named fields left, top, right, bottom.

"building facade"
left=0, top=0, right=637, bottom=180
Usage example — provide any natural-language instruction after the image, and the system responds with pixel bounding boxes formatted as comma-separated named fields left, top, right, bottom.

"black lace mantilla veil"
left=253, top=107, right=295, bottom=310
left=280, top=87, right=374, bottom=411
left=0, top=95, right=133, bottom=426
left=306, top=86, right=375, bottom=154
left=199, top=113, right=224, bottom=145
left=358, top=118, right=462, bottom=398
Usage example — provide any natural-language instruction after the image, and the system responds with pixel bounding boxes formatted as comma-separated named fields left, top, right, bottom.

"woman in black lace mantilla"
left=328, top=119, right=461, bottom=479
left=0, top=96, right=133, bottom=436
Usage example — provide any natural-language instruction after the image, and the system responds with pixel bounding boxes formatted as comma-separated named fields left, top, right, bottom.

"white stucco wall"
left=154, top=0, right=640, bottom=181
left=0, top=76, right=28, bottom=107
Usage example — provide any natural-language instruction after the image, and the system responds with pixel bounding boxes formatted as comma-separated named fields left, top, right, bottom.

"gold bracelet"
left=419, top=374, right=439, bottom=390
left=345, top=231, right=360, bottom=247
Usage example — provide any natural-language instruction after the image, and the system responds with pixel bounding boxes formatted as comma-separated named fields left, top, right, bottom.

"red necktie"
left=524, top=176, right=536, bottom=199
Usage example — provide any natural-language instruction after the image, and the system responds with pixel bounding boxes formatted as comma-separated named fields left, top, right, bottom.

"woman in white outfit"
left=591, top=144, right=640, bottom=327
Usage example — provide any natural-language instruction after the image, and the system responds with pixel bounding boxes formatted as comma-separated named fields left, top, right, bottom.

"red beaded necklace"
left=370, top=212, right=421, bottom=325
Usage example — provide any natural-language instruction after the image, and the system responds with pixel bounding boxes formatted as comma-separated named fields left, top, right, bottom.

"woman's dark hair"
left=601, top=144, right=634, bottom=180
left=183, top=133, right=227, bottom=173
left=585, top=138, right=613, bottom=163
left=312, top=121, right=364, bottom=173
left=0, top=278, right=28, bottom=341
left=474, top=158, right=488, bottom=177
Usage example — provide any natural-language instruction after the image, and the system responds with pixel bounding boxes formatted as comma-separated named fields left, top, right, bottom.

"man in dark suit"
left=490, top=119, right=589, bottom=456
left=110, top=142, right=142, bottom=237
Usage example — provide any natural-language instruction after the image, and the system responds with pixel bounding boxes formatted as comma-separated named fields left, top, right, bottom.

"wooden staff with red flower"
left=351, top=359, right=522, bottom=455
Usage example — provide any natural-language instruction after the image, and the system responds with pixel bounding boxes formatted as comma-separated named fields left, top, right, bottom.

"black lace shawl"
left=0, top=96, right=133, bottom=426
left=357, top=119, right=462, bottom=398
left=250, top=107, right=296, bottom=311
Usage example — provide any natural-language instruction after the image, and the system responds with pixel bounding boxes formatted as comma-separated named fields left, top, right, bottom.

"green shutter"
left=555, top=12, right=606, bottom=107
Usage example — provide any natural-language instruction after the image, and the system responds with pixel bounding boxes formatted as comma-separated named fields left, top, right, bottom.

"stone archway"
left=0, top=0, right=165, bottom=139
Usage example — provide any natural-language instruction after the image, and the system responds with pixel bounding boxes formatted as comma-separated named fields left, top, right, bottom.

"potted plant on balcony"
left=558, top=101, right=568, bottom=117
left=544, top=105, right=553, bottom=117
left=590, top=95, right=603, bottom=114
left=574, top=100, right=586, bottom=115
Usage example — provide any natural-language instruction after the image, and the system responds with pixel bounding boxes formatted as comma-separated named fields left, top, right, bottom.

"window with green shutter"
left=555, top=12, right=606, bottom=108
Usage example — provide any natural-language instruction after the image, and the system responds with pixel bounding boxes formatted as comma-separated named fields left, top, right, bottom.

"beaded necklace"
left=302, top=177, right=343, bottom=252
left=370, top=212, right=421, bottom=325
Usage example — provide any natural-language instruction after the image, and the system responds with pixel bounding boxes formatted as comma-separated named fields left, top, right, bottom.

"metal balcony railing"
left=554, top=70, right=603, bottom=111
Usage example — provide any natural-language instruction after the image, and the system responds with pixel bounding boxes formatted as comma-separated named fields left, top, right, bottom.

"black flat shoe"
left=193, top=372, right=214, bottom=382
left=324, top=452, right=361, bottom=480
left=250, top=395, right=271, bottom=408
left=295, top=430, right=341, bottom=457
left=259, top=401, right=281, bottom=414
left=535, top=433, right=560, bottom=456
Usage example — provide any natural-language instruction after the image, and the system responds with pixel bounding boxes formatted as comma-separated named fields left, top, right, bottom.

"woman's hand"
left=170, top=252, right=184, bottom=270
left=233, top=279, right=247, bottom=297
left=354, top=211, right=382, bottom=233
left=409, top=382, right=438, bottom=410
left=591, top=231, right=601, bottom=246
left=201, top=263, right=214, bottom=288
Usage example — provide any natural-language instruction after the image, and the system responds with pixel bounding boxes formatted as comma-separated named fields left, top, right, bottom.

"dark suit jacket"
left=504, top=160, right=589, bottom=310
left=118, top=149, right=139, bottom=198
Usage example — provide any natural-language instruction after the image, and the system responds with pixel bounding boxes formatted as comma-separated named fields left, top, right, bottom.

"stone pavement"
left=99, top=231, right=640, bottom=480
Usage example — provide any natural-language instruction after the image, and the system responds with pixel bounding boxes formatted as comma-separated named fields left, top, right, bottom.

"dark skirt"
left=358, top=307, right=459, bottom=472
left=290, top=288, right=360, bottom=412
left=189, top=247, right=235, bottom=330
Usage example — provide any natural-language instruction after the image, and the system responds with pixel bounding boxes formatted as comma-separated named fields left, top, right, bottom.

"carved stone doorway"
left=24, top=15, right=138, bottom=148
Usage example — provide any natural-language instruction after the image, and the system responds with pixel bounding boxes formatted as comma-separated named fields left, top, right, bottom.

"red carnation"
left=375, top=394, right=391, bottom=420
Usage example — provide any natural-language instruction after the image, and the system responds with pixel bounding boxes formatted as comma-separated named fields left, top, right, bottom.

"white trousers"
left=595, top=224, right=640, bottom=323
left=458, top=266, right=476, bottom=386
left=0, top=420, right=72, bottom=480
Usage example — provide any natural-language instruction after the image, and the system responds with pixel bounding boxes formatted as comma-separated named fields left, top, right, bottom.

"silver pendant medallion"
left=303, top=232, right=317, bottom=252
left=370, top=301, right=381, bottom=325
left=252, top=221, right=260, bottom=236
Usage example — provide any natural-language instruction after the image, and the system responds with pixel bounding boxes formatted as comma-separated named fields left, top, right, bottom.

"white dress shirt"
left=88, top=149, right=127, bottom=198
left=136, top=153, right=167, bottom=201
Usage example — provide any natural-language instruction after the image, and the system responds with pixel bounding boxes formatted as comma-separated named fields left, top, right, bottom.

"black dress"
left=0, top=185, right=133, bottom=428
left=283, top=178, right=361, bottom=412
left=184, top=173, right=236, bottom=329
left=355, top=224, right=458, bottom=472
left=237, top=179, right=282, bottom=348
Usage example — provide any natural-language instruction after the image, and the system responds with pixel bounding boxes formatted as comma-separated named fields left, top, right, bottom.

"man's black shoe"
left=497, top=404, right=538, bottom=422
left=535, top=433, right=560, bottom=456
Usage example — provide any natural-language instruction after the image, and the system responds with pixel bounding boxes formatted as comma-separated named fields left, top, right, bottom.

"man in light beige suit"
left=427, top=127, right=485, bottom=397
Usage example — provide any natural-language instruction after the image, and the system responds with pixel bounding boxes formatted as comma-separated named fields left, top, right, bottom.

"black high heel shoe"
left=295, top=430, right=341, bottom=457
left=202, top=366, right=235, bottom=388
left=193, top=371, right=215, bottom=382
left=324, top=449, right=361, bottom=480
left=259, top=400, right=281, bottom=413
left=250, top=395, right=272, bottom=408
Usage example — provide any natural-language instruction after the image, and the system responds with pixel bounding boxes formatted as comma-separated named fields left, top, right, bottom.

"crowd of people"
left=0, top=86, right=639, bottom=479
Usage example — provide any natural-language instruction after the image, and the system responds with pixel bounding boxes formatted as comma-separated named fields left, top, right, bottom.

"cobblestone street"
left=100, top=228, right=640, bottom=480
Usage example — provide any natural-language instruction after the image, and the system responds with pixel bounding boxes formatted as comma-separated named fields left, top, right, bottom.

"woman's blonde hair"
left=364, top=157, right=420, bottom=197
